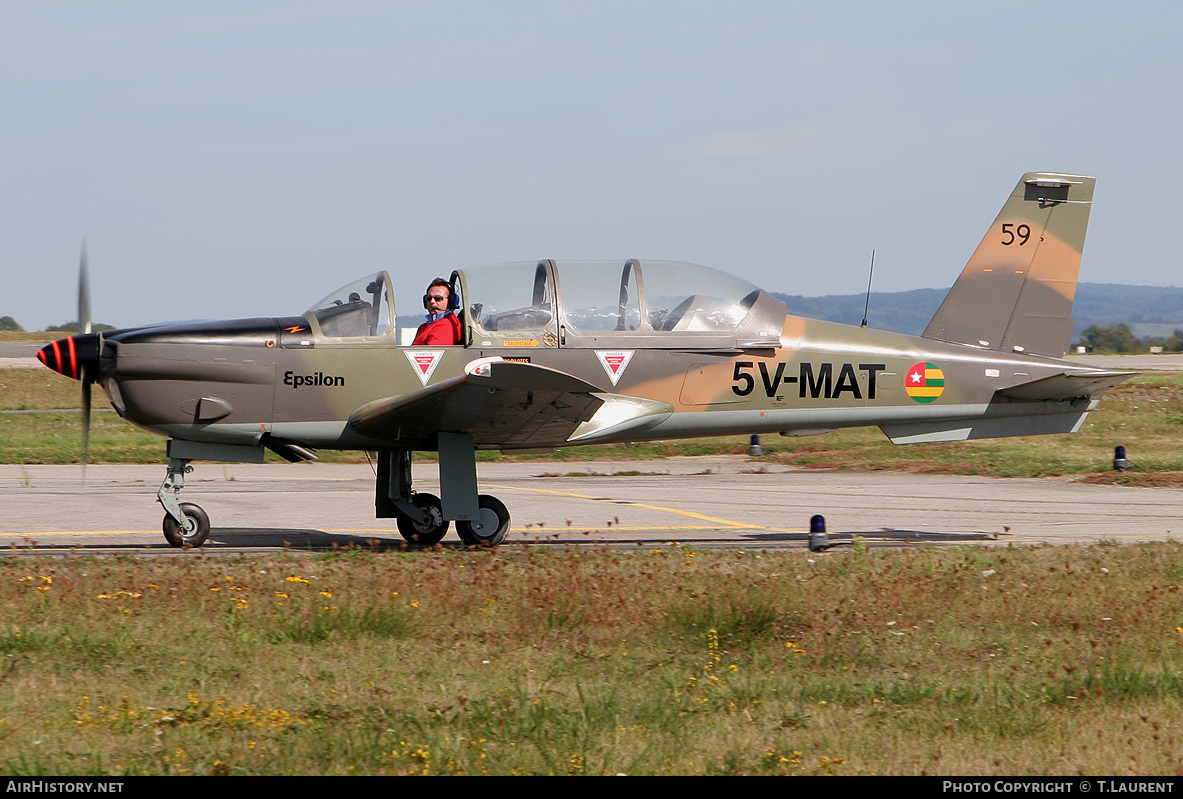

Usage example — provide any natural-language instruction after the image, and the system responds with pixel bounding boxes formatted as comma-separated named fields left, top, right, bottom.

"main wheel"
left=456, top=495, right=510, bottom=547
left=162, top=502, right=211, bottom=548
left=396, top=492, right=449, bottom=545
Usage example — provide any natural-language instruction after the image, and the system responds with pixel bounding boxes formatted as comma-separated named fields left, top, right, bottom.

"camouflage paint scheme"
left=38, top=172, right=1130, bottom=546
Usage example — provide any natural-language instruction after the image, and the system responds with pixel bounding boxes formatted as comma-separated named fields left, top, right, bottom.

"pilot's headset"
left=422, top=279, right=460, bottom=311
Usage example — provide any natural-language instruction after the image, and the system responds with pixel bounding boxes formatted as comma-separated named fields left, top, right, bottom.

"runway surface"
left=2, top=457, right=1179, bottom=553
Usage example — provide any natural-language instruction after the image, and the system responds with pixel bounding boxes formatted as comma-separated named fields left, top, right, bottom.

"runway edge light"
left=809, top=514, right=829, bottom=552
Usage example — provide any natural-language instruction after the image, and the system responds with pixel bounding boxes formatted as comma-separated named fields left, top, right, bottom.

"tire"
left=456, top=495, right=510, bottom=547
left=162, top=502, right=211, bottom=548
left=396, top=492, right=450, bottom=545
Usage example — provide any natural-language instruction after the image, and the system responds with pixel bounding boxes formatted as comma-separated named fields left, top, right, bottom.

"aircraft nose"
left=37, top=334, right=102, bottom=382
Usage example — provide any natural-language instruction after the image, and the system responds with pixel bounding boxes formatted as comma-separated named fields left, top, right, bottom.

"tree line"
left=1074, top=324, right=1183, bottom=354
left=0, top=316, right=115, bottom=333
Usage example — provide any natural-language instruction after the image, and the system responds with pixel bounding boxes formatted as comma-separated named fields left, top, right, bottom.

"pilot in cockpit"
left=412, top=278, right=462, bottom=345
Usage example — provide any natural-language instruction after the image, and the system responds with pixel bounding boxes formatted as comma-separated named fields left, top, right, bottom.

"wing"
left=348, top=359, right=672, bottom=450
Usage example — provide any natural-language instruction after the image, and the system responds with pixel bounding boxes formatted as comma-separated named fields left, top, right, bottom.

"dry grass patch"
left=0, top=544, right=1181, bottom=775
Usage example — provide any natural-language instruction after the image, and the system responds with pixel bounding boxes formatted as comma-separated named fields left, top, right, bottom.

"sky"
left=4, top=1, right=1183, bottom=331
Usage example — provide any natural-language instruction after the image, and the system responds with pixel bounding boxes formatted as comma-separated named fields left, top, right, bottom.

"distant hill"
left=773, top=283, right=1183, bottom=340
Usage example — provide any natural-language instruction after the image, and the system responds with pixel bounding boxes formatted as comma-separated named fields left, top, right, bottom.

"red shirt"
left=412, top=313, right=462, bottom=345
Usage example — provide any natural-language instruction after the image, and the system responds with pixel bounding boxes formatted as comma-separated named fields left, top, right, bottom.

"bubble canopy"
left=304, top=272, right=393, bottom=338
left=456, top=259, right=785, bottom=347
left=306, top=260, right=786, bottom=347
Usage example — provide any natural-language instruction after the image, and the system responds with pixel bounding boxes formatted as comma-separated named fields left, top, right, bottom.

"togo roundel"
left=905, top=362, right=945, bottom=403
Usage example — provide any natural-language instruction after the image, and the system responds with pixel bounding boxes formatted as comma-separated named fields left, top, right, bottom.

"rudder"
left=922, top=172, right=1095, bottom=357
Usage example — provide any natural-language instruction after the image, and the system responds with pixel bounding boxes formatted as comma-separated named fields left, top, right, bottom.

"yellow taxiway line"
left=481, top=482, right=805, bottom=534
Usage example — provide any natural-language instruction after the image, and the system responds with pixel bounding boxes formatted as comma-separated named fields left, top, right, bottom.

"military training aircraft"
left=37, top=171, right=1132, bottom=548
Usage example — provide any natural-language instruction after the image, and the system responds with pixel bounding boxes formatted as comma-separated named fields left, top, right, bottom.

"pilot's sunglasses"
left=427, top=294, right=447, bottom=301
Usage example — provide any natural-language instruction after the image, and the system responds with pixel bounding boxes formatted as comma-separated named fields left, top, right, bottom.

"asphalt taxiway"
left=1, top=457, right=1178, bottom=553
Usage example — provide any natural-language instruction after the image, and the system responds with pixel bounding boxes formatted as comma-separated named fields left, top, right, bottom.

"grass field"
left=1, top=544, right=1181, bottom=776
left=0, top=332, right=62, bottom=343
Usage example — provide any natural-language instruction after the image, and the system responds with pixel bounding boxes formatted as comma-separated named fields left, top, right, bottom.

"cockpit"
left=302, top=260, right=786, bottom=348
left=305, top=273, right=393, bottom=338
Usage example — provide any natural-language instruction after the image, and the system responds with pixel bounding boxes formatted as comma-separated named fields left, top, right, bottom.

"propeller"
left=79, top=241, right=92, bottom=336
left=78, top=243, right=92, bottom=466
left=35, top=243, right=104, bottom=469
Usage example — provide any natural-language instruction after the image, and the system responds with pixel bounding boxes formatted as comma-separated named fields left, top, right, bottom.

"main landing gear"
left=375, top=440, right=510, bottom=547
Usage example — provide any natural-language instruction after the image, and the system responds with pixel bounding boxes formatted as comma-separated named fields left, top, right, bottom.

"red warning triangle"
left=594, top=350, right=634, bottom=386
left=405, top=350, right=443, bottom=385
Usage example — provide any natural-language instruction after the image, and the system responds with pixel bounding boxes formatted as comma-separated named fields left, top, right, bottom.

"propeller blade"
left=79, top=246, right=94, bottom=472
left=78, top=241, right=92, bottom=335
left=81, top=367, right=91, bottom=471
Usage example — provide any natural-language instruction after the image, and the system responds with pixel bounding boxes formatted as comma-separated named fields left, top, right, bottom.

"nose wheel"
left=456, top=495, right=511, bottom=547
left=162, top=502, right=210, bottom=548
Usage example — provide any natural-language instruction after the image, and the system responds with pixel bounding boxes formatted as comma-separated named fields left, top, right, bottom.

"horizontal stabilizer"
left=996, top=369, right=1136, bottom=402
left=881, top=367, right=1133, bottom=445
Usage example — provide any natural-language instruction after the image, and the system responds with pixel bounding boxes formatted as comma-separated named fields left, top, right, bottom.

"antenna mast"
left=860, top=249, right=875, bottom=328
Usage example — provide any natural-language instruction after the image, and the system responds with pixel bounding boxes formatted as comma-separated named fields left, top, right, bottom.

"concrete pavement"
left=2, top=458, right=1178, bottom=552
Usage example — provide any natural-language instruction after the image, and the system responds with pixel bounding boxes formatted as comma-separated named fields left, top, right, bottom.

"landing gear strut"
left=158, top=458, right=210, bottom=547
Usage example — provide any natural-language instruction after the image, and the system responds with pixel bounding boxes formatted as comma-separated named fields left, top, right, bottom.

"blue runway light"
left=808, top=514, right=829, bottom=551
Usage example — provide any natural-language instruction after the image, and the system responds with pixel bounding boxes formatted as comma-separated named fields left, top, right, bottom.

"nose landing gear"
left=158, top=458, right=210, bottom=548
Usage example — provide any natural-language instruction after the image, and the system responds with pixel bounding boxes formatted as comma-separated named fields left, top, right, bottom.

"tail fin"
left=922, top=171, right=1095, bottom=357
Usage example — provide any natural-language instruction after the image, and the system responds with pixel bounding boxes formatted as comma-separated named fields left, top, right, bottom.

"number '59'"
left=1001, top=223, right=1030, bottom=246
